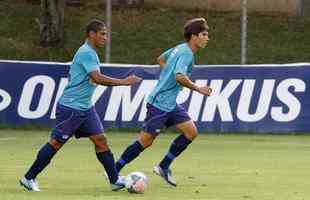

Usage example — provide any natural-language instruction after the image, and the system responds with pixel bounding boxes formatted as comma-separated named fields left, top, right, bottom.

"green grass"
left=1, top=130, right=310, bottom=200
left=0, top=0, right=310, bottom=64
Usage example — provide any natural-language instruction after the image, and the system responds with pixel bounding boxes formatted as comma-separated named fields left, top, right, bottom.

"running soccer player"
left=115, top=17, right=212, bottom=186
left=19, top=19, right=142, bottom=192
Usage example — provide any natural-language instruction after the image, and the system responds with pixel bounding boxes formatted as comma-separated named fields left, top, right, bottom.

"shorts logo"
left=62, top=135, right=69, bottom=139
left=155, top=129, right=161, bottom=133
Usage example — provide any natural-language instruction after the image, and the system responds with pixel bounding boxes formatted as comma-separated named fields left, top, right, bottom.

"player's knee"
left=192, top=131, right=198, bottom=140
left=138, top=137, right=154, bottom=148
left=138, top=131, right=155, bottom=148
left=184, top=129, right=198, bottom=141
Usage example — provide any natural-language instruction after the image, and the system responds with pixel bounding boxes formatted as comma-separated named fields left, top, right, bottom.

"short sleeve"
left=159, top=48, right=173, bottom=61
left=79, top=52, right=100, bottom=73
left=174, top=53, right=193, bottom=75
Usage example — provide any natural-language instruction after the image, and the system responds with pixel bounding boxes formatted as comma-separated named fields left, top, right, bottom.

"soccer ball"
left=125, top=171, right=147, bottom=194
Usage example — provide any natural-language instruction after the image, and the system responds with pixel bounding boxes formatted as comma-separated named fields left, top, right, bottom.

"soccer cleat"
left=153, top=165, right=177, bottom=187
left=19, top=176, right=41, bottom=191
left=110, top=176, right=126, bottom=191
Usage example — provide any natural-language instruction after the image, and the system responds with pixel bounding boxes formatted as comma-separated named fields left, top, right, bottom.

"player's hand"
left=197, top=86, right=212, bottom=96
left=123, top=75, right=142, bottom=85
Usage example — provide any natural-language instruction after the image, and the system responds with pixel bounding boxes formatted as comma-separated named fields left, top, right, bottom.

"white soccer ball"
left=125, top=171, right=148, bottom=194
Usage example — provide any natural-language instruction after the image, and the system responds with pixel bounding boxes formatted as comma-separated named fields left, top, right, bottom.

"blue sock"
left=115, top=141, right=144, bottom=172
left=25, top=143, right=57, bottom=180
left=96, top=150, right=118, bottom=184
left=159, top=135, right=192, bottom=169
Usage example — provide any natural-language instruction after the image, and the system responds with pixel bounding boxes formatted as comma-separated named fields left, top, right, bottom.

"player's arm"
left=80, top=52, right=141, bottom=86
left=157, top=48, right=173, bottom=69
left=174, top=53, right=212, bottom=96
left=175, top=73, right=212, bottom=96
left=90, top=70, right=141, bottom=86
left=157, top=56, right=166, bottom=69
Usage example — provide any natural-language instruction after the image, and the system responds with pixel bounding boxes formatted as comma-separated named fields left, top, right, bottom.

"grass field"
left=0, top=130, right=310, bottom=200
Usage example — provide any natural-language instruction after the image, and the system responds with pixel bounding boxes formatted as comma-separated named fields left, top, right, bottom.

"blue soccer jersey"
left=58, top=41, right=100, bottom=111
left=147, top=43, right=194, bottom=112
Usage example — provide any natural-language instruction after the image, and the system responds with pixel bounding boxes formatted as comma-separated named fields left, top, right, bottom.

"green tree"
left=39, top=0, right=66, bottom=47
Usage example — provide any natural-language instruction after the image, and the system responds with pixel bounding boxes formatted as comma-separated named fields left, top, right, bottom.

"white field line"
left=0, top=137, right=17, bottom=141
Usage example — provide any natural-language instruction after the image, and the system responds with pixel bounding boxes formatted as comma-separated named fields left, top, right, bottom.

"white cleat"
left=153, top=165, right=177, bottom=187
left=19, top=176, right=41, bottom=191
left=103, top=172, right=126, bottom=191
left=110, top=176, right=126, bottom=191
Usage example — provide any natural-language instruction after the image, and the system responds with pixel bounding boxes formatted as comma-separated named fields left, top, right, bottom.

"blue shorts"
left=142, top=103, right=191, bottom=136
left=51, top=104, right=104, bottom=143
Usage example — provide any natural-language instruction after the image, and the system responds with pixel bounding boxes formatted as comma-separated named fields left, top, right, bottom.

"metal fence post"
left=105, top=0, right=112, bottom=63
left=241, top=0, right=247, bottom=64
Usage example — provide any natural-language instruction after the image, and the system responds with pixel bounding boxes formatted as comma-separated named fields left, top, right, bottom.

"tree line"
left=27, top=0, right=144, bottom=47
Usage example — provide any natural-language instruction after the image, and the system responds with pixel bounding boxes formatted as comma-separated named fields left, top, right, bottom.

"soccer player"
left=19, top=19, right=142, bottom=192
left=115, top=17, right=212, bottom=186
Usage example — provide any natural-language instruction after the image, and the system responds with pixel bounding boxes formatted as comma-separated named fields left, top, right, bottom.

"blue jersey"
left=147, top=43, right=194, bottom=112
left=59, top=41, right=100, bottom=111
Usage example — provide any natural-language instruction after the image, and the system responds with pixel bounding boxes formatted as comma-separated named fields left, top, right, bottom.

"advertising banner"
left=0, top=60, right=309, bottom=133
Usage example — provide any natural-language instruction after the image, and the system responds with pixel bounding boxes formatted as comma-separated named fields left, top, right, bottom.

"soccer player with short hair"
left=115, top=17, right=212, bottom=186
left=19, top=19, right=142, bottom=192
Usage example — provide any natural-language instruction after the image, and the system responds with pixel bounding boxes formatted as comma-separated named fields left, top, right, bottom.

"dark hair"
left=184, top=18, right=209, bottom=41
left=86, top=19, right=106, bottom=36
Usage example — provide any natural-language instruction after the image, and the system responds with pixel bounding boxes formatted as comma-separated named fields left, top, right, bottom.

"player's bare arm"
left=157, top=56, right=166, bottom=69
left=175, top=73, right=212, bottom=96
left=90, top=70, right=142, bottom=86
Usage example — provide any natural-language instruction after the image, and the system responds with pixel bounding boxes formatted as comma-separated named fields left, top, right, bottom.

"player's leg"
left=159, top=120, right=197, bottom=170
left=20, top=139, right=63, bottom=191
left=115, top=103, right=167, bottom=173
left=154, top=105, right=195, bottom=186
left=20, top=104, right=83, bottom=191
left=115, top=131, right=156, bottom=173
left=79, top=107, right=123, bottom=191
left=88, top=134, right=125, bottom=191
left=23, top=139, right=63, bottom=180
